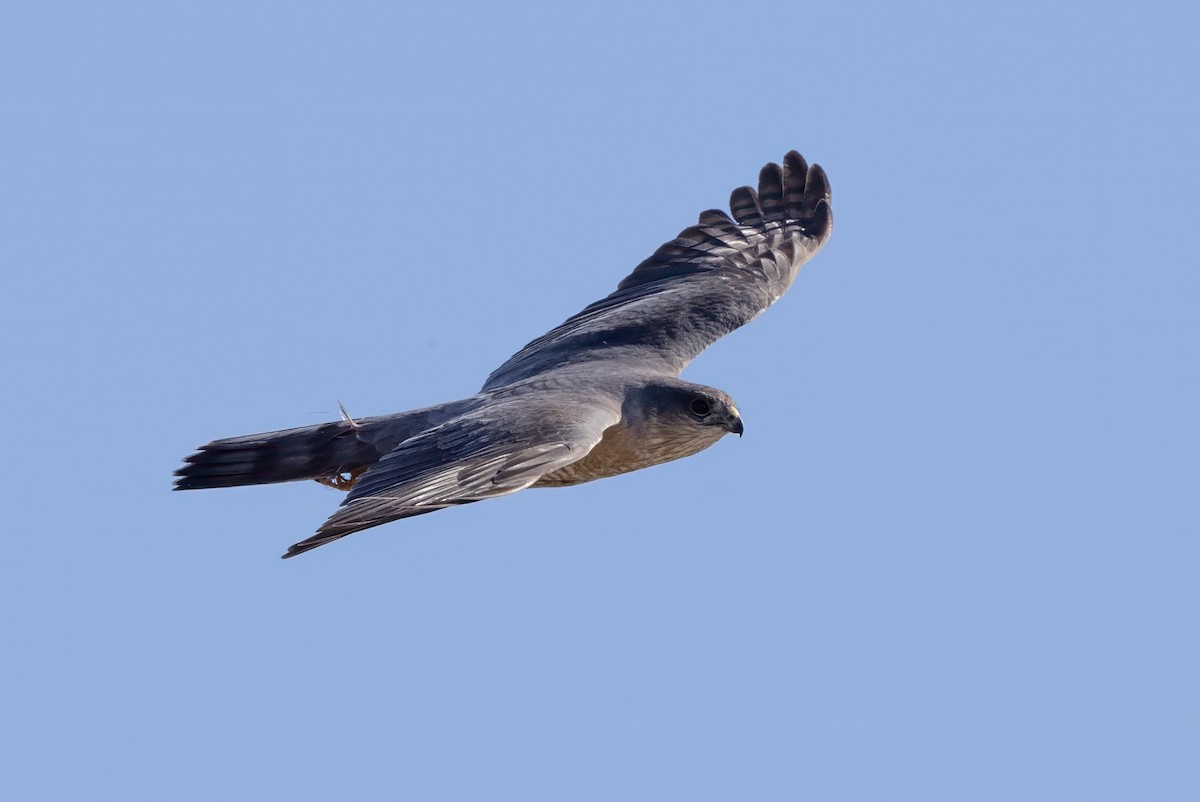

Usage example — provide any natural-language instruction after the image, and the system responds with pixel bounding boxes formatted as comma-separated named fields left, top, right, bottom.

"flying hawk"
left=175, top=151, right=833, bottom=557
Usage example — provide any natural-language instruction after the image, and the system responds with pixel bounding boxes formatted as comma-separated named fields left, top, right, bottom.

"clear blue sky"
left=2, top=1, right=1197, bottom=800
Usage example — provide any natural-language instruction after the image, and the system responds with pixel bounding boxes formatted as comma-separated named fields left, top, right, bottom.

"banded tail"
left=174, top=419, right=384, bottom=490
left=172, top=400, right=468, bottom=491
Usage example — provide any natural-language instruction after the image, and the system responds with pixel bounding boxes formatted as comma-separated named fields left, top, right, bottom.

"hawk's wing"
left=282, top=394, right=620, bottom=558
left=483, top=151, right=832, bottom=391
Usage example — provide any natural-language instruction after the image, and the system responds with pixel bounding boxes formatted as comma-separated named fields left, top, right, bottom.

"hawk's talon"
left=316, top=466, right=366, bottom=492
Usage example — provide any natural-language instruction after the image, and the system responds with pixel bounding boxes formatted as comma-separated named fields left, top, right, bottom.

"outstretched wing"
left=282, top=395, right=620, bottom=558
left=483, top=151, right=832, bottom=391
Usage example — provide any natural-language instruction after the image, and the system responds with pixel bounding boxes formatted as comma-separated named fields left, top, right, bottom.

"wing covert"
left=281, top=395, right=620, bottom=557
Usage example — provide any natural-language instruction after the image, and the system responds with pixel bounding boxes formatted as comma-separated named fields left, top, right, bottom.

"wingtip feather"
left=809, top=197, right=833, bottom=241
left=729, top=186, right=763, bottom=225
left=756, top=162, right=785, bottom=221
left=782, top=151, right=810, bottom=218
left=807, top=164, right=831, bottom=207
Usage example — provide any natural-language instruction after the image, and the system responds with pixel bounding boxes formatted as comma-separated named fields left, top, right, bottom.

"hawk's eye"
left=689, top=398, right=713, bottom=417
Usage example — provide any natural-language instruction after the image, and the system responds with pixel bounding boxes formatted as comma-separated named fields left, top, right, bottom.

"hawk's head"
left=625, top=379, right=743, bottom=465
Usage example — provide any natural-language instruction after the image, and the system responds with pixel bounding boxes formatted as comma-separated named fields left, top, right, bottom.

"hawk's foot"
left=316, top=466, right=366, bottom=492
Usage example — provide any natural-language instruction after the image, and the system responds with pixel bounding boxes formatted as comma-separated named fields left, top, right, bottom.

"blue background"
left=3, top=1, right=1197, bottom=799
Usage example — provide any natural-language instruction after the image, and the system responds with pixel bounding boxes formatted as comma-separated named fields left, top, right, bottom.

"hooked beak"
left=727, top=415, right=744, bottom=438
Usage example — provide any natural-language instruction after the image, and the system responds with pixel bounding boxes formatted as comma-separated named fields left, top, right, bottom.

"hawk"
left=175, top=151, right=833, bottom=557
